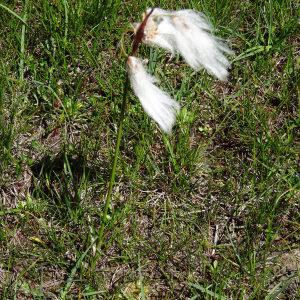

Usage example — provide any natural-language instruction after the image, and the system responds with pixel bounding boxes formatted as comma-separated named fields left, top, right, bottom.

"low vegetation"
left=0, top=0, right=299, bottom=298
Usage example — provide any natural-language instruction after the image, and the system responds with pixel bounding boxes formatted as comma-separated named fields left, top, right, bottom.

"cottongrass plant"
left=93, top=7, right=232, bottom=265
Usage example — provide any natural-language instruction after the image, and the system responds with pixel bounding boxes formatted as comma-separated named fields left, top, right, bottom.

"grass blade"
left=60, top=240, right=97, bottom=299
left=0, top=3, right=28, bottom=26
left=19, top=12, right=27, bottom=81
left=191, top=284, right=226, bottom=300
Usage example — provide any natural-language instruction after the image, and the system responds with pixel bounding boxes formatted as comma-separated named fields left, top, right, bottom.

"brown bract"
left=131, top=8, right=155, bottom=56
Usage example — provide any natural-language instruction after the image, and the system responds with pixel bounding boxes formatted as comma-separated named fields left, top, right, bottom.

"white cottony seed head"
left=127, top=56, right=180, bottom=133
left=135, top=8, right=233, bottom=81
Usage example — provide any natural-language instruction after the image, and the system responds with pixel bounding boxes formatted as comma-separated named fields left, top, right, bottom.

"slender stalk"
left=91, top=7, right=154, bottom=270
left=92, top=74, right=130, bottom=268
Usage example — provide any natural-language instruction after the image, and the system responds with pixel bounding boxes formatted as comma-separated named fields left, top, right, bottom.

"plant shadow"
left=30, top=152, right=102, bottom=220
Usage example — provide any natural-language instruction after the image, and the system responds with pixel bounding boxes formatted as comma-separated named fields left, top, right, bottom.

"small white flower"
left=127, top=56, right=180, bottom=133
left=135, top=8, right=233, bottom=81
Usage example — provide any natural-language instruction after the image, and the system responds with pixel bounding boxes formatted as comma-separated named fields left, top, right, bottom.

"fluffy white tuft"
left=141, top=8, right=233, bottom=81
left=127, top=56, right=180, bottom=133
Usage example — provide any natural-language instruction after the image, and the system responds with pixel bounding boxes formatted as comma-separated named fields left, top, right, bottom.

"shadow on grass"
left=30, top=152, right=103, bottom=220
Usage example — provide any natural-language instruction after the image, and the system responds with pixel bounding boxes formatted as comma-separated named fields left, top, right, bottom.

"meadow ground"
left=0, top=0, right=299, bottom=299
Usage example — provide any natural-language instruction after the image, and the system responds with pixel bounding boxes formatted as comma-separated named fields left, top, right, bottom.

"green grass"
left=0, top=0, right=299, bottom=298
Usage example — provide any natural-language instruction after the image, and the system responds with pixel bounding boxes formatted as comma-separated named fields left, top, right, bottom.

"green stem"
left=92, top=74, right=130, bottom=267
